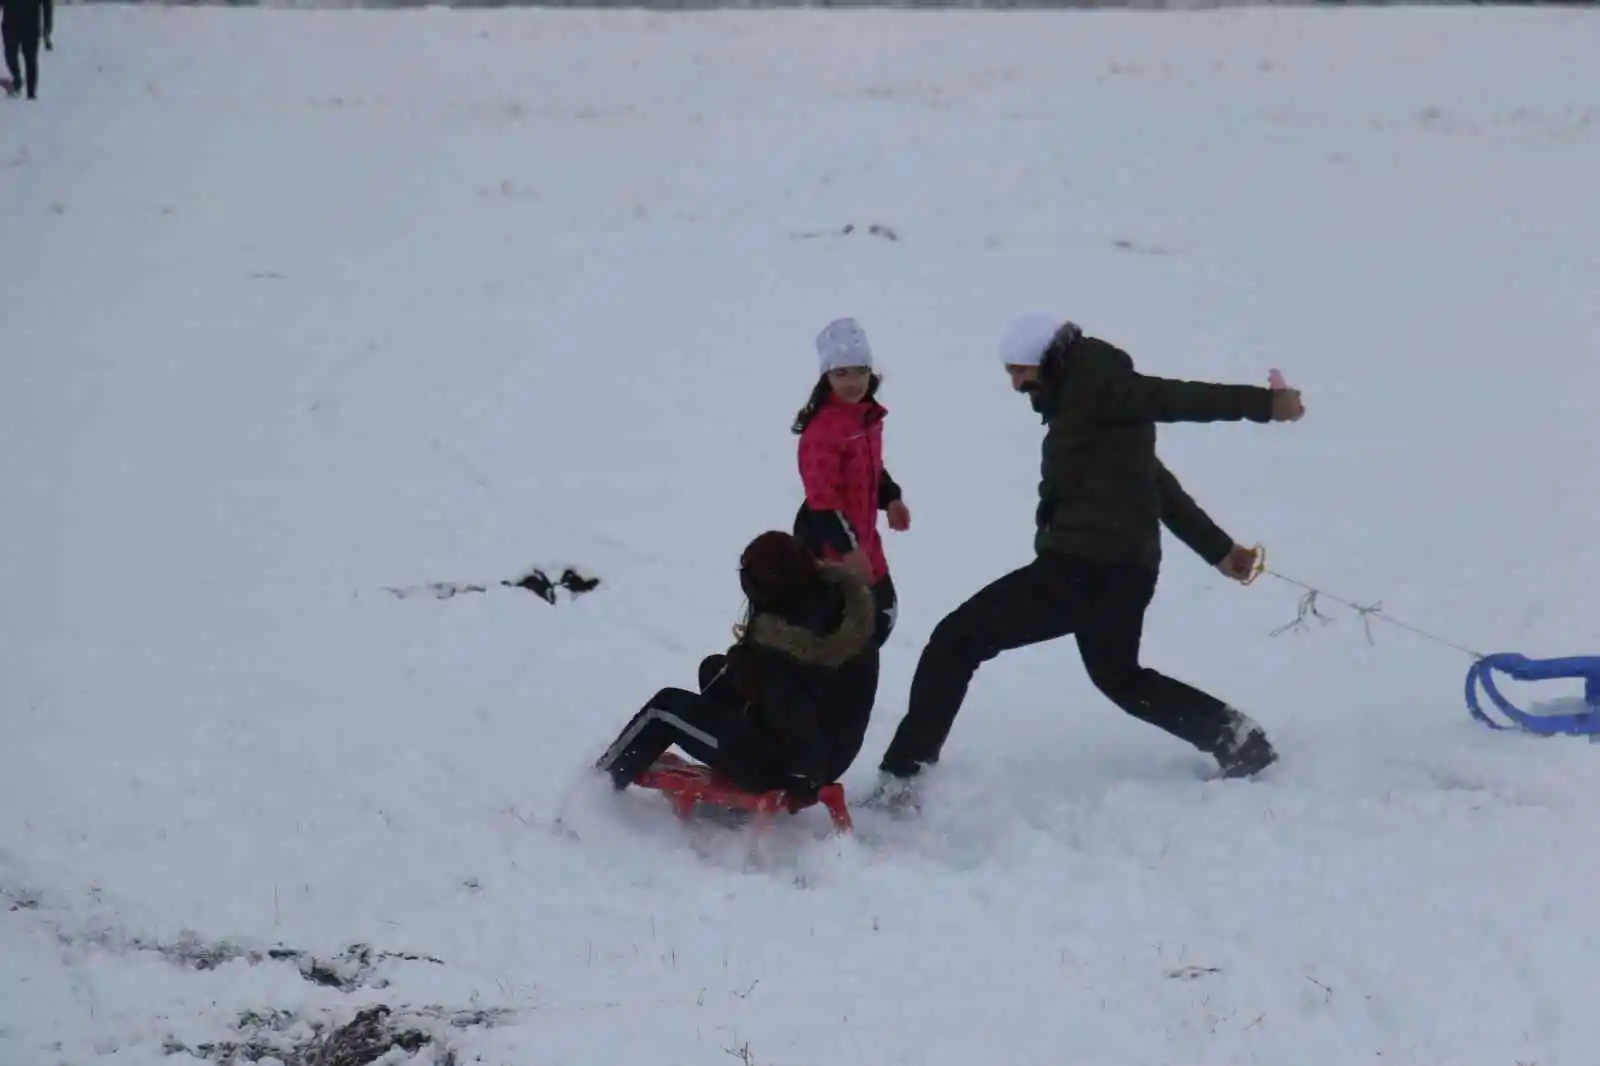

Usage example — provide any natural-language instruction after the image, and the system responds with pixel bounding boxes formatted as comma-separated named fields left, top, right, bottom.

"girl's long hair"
left=791, top=372, right=883, bottom=435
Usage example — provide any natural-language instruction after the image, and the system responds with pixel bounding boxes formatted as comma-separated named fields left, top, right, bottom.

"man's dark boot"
left=1214, top=710, right=1278, bottom=779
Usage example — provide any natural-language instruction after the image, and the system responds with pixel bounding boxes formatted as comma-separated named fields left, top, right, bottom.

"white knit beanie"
left=999, top=313, right=1069, bottom=367
left=816, top=317, right=873, bottom=374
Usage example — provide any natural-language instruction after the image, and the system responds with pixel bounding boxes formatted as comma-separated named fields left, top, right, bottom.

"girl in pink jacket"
left=791, top=317, right=909, bottom=648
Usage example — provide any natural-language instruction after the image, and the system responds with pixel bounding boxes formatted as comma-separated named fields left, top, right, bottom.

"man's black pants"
left=878, top=553, right=1237, bottom=778
left=2, top=9, right=39, bottom=98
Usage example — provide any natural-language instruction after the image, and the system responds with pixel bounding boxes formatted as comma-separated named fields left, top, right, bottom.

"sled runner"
left=635, top=752, right=854, bottom=833
left=1465, top=653, right=1600, bottom=738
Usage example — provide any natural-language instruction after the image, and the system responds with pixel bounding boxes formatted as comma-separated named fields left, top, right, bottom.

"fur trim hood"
left=745, top=564, right=875, bottom=667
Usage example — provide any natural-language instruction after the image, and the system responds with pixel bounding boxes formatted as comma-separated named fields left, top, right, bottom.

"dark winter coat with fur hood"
left=719, top=563, right=880, bottom=791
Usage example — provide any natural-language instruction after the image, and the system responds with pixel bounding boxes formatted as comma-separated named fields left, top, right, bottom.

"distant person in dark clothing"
left=2, top=0, right=50, bottom=100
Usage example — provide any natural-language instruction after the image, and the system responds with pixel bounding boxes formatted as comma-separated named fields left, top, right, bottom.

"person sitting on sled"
left=594, top=530, right=880, bottom=807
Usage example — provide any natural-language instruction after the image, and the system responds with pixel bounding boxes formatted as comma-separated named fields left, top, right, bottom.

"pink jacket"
left=795, top=394, right=900, bottom=583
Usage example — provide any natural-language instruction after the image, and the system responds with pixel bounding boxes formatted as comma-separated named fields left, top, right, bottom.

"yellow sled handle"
left=1241, top=543, right=1267, bottom=586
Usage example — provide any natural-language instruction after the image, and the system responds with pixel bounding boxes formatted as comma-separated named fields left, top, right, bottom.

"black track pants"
left=595, top=687, right=736, bottom=790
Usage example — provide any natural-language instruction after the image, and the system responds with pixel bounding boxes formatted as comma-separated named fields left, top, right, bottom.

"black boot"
left=1213, top=710, right=1278, bottom=779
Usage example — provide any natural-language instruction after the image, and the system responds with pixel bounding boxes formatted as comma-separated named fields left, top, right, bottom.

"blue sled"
left=1465, top=653, right=1600, bottom=738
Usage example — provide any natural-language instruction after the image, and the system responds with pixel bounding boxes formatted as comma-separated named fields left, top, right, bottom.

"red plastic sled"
left=634, top=752, right=853, bottom=833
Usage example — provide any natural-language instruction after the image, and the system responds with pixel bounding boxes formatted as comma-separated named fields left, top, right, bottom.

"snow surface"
left=4, top=4, right=1600, bottom=1064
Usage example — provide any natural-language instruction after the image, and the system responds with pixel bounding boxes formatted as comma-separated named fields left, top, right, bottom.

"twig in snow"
left=382, top=565, right=600, bottom=604
left=722, top=1041, right=758, bottom=1066
left=791, top=221, right=901, bottom=242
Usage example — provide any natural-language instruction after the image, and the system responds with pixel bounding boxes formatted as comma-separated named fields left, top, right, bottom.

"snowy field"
left=4, top=4, right=1600, bottom=1064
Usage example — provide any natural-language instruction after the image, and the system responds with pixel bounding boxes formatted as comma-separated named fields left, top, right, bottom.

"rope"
left=1242, top=545, right=1485, bottom=661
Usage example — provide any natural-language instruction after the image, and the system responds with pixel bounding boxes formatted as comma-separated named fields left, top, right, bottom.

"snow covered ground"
left=4, top=4, right=1599, bottom=1064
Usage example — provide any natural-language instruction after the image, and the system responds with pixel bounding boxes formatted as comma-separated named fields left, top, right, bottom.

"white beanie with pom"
left=999, top=313, right=1073, bottom=367
left=816, top=317, right=873, bottom=374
